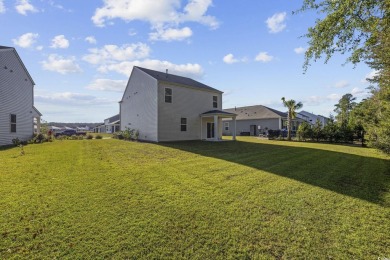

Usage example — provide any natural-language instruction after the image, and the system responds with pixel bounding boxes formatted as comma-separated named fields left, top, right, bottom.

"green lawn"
left=1, top=137, right=389, bottom=259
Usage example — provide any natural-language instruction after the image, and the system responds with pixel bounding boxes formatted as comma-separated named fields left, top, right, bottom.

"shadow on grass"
left=159, top=140, right=390, bottom=206
left=0, top=144, right=17, bottom=151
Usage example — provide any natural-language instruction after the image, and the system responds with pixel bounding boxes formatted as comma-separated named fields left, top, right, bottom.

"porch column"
left=36, top=117, right=41, bottom=134
left=214, top=115, right=218, bottom=141
left=233, top=116, right=236, bottom=141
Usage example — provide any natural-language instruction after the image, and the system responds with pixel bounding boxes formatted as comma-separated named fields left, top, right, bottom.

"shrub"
left=12, top=138, right=21, bottom=146
left=86, top=134, right=94, bottom=140
left=70, top=135, right=79, bottom=140
left=297, top=122, right=312, bottom=141
left=95, top=135, right=103, bottom=139
left=113, top=128, right=139, bottom=141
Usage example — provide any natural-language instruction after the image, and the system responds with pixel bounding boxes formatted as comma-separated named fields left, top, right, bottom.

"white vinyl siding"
left=0, top=49, right=35, bottom=146
left=120, top=68, right=159, bottom=142
left=158, top=82, right=222, bottom=141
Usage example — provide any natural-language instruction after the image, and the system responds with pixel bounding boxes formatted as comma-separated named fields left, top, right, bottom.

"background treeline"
left=298, top=0, right=390, bottom=154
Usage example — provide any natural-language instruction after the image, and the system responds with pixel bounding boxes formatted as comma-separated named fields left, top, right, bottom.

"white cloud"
left=0, top=0, right=5, bottom=13
left=334, top=80, right=349, bottom=88
left=35, top=92, right=115, bottom=106
left=327, top=93, right=341, bottom=101
left=223, top=53, right=238, bottom=64
left=12, top=32, right=39, bottom=48
left=85, top=36, right=97, bottom=44
left=149, top=26, right=192, bottom=41
left=351, top=87, right=368, bottom=98
left=86, top=79, right=127, bottom=92
left=361, top=70, right=379, bottom=83
left=36, top=45, right=43, bottom=51
left=91, top=0, right=218, bottom=30
left=41, top=54, right=82, bottom=74
left=255, top=52, right=273, bottom=63
left=294, top=47, right=305, bottom=54
left=83, top=43, right=151, bottom=65
left=304, top=96, right=323, bottom=106
left=50, top=35, right=70, bottom=49
left=99, top=59, right=204, bottom=79
left=15, top=0, right=38, bottom=15
left=266, top=12, right=287, bottom=33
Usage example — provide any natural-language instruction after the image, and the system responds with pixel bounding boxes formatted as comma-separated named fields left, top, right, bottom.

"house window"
left=213, top=96, right=218, bottom=108
left=181, top=118, right=187, bottom=131
left=165, top=88, right=172, bottom=103
left=224, top=122, right=229, bottom=131
left=10, top=114, right=16, bottom=133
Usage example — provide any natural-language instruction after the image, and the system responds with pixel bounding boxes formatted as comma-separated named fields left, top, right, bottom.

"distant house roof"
left=0, top=45, right=35, bottom=85
left=109, top=120, right=120, bottom=125
left=105, top=114, right=120, bottom=123
left=135, top=66, right=222, bottom=93
left=224, top=105, right=287, bottom=120
left=299, top=110, right=329, bottom=120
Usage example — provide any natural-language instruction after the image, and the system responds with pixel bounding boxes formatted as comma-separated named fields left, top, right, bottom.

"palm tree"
left=281, top=97, right=303, bottom=140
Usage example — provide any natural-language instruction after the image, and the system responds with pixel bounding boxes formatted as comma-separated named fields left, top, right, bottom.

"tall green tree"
left=334, top=93, right=357, bottom=128
left=281, top=97, right=303, bottom=141
left=298, top=0, right=390, bottom=153
left=297, top=0, right=388, bottom=70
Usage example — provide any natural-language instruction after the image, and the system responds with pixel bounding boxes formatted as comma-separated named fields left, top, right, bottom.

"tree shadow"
left=158, top=140, right=390, bottom=206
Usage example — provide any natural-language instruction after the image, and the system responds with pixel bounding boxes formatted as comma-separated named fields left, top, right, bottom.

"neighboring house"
left=0, top=46, right=41, bottom=146
left=93, top=124, right=105, bottom=133
left=120, top=66, right=236, bottom=142
left=76, top=126, right=90, bottom=132
left=222, top=105, right=303, bottom=136
left=297, top=111, right=329, bottom=128
left=48, top=126, right=63, bottom=135
left=104, top=114, right=120, bottom=134
left=93, top=115, right=120, bottom=133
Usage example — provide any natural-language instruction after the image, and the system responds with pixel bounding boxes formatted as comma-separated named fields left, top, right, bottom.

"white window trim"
left=10, top=114, right=16, bottom=133
left=181, top=117, right=187, bottom=132
left=213, top=96, right=218, bottom=108
left=224, top=122, right=229, bottom=131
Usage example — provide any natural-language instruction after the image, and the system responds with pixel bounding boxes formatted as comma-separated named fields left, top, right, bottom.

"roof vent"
left=4, top=66, right=7, bottom=69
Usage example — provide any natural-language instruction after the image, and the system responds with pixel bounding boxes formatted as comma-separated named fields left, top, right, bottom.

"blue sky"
left=1, top=0, right=375, bottom=122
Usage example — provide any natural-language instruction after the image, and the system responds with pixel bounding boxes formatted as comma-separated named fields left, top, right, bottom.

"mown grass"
left=0, top=137, right=389, bottom=259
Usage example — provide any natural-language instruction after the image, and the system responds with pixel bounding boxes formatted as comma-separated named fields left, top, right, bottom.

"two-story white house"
left=0, top=46, right=41, bottom=146
left=120, top=66, right=236, bottom=142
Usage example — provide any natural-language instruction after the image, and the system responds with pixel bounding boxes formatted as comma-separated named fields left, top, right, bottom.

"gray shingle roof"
left=201, top=109, right=236, bottom=116
left=0, top=46, right=13, bottom=50
left=224, top=105, right=287, bottom=120
left=135, top=66, right=222, bottom=93
left=105, top=114, right=120, bottom=123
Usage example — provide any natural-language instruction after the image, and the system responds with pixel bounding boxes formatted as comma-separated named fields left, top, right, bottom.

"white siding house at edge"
left=0, top=46, right=41, bottom=146
left=120, top=67, right=158, bottom=142
left=120, top=67, right=236, bottom=142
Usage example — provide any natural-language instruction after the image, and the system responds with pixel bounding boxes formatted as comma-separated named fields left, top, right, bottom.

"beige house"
left=223, top=105, right=303, bottom=136
left=0, top=46, right=41, bottom=146
left=120, top=66, right=236, bottom=142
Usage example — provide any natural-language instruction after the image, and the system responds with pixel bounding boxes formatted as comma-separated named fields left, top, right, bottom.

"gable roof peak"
left=134, top=66, right=222, bottom=93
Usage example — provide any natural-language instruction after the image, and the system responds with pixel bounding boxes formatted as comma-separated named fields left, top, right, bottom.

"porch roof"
left=200, top=109, right=237, bottom=118
left=32, top=106, right=42, bottom=117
